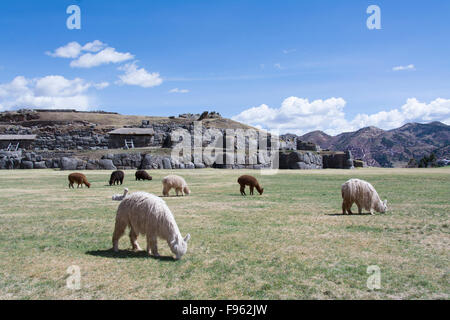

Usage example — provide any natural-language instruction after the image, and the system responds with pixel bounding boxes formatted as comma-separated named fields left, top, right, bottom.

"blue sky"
left=1, top=0, right=449, bottom=134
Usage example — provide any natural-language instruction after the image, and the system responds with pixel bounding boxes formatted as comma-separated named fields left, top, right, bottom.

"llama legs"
left=146, top=235, right=159, bottom=257
left=112, top=219, right=127, bottom=252
left=240, top=185, right=246, bottom=196
left=129, top=228, right=142, bottom=251
left=357, top=204, right=362, bottom=214
left=343, top=200, right=353, bottom=214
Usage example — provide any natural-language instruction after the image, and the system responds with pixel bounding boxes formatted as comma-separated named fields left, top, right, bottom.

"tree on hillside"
left=418, top=153, right=438, bottom=168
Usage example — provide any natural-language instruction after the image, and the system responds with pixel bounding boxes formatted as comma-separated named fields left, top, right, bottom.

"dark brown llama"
left=109, top=170, right=124, bottom=186
left=237, top=175, right=264, bottom=196
left=135, top=170, right=152, bottom=181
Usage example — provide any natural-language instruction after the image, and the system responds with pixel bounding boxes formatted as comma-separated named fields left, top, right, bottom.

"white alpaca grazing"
left=162, top=175, right=190, bottom=196
left=112, top=188, right=129, bottom=201
left=341, top=179, right=387, bottom=215
left=112, top=192, right=191, bottom=259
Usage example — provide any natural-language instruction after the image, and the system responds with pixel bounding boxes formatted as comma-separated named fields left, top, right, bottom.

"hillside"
left=0, top=109, right=254, bottom=131
left=299, top=122, right=450, bottom=167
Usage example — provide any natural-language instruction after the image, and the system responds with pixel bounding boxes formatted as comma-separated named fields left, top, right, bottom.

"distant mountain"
left=299, top=122, right=450, bottom=167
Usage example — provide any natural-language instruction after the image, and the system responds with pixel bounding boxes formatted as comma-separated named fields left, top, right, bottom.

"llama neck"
left=165, top=217, right=182, bottom=243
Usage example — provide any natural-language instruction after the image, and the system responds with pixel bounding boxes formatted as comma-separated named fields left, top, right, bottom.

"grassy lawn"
left=0, top=168, right=448, bottom=299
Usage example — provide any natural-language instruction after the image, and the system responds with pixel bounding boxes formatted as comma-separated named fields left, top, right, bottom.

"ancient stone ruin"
left=0, top=109, right=355, bottom=170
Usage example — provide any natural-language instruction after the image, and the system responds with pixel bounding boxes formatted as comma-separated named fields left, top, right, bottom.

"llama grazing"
left=341, top=178, right=387, bottom=215
left=237, top=175, right=264, bottom=196
left=135, top=170, right=152, bottom=181
left=112, top=188, right=129, bottom=201
left=162, top=175, right=190, bottom=197
left=109, top=170, right=124, bottom=186
left=68, top=172, right=91, bottom=188
left=112, top=192, right=191, bottom=259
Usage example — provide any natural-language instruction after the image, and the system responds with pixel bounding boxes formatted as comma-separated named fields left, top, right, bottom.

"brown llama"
left=237, top=175, right=264, bottom=196
left=68, top=172, right=91, bottom=189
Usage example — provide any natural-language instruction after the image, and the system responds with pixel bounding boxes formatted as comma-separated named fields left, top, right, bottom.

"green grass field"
left=0, top=168, right=448, bottom=299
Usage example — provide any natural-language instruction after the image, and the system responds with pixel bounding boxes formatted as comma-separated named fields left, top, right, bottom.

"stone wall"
left=2, top=126, right=109, bottom=151
left=279, top=151, right=323, bottom=169
left=1, top=149, right=358, bottom=170
left=322, top=150, right=354, bottom=169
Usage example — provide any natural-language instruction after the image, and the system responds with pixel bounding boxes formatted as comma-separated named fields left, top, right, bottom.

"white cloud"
left=93, top=82, right=110, bottom=90
left=232, top=97, right=450, bottom=135
left=47, top=41, right=132, bottom=68
left=169, top=88, right=189, bottom=93
left=70, top=47, right=134, bottom=68
left=82, top=40, right=106, bottom=52
left=274, top=63, right=283, bottom=70
left=116, top=62, right=163, bottom=88
left=392, top=64, right=415, bottom=71
left=0, top=75, right=106, bottom=111
left=46, top=41, right=83, bottom=58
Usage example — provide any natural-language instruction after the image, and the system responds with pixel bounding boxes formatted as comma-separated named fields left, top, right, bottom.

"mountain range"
left=299, top=121, right=450, bottom=167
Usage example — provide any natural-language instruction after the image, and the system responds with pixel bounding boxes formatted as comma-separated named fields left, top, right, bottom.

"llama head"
left=382, top=199, right=388, bottom=213
left=172, top=233, right=191, bottom=260
left=377, top=199, right=387, bottom=213
left=86, top=182, right=91, bottom=188
left=183, top=186, right=191, bottom=195
left=259, top=188, right=264, bottom=195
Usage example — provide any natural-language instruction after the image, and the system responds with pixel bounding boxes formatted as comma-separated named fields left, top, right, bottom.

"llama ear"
left=383, top=199, right=387, bottom=206
left=184, top=234, right=191, bottom=242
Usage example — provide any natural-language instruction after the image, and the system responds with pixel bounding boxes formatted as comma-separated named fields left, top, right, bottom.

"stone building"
left=0, top=134, right=37, bottom=150
left=107, top=128, right=156, bottom=149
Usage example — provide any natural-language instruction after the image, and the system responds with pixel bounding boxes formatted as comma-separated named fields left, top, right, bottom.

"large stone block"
left=34, top=161, right=47, bottom=169
left=60, top=157, right=78, bottom=170
left=98, top=159, right=116, bottom=170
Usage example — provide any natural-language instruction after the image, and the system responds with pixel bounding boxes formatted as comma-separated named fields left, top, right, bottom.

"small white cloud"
left=0, top=75, right=106, bottom=111
left=70, top=47, right=134, bottom=68
left=282, top=49, right=296, bottom=54
left=169, top=88, right=189, bottom=93
left=274, top=63, right=283, bottom=70
left=93, top=82, right=110, bottom=90
left=47, top=41, right=133, bottom=69
left=116, top=62, right=163, bottom=88
left=46, top=41, right=83, bottom=58
left=47, top=40, right=107, bottom=59
left=392, top=64, right=415, bottom=71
